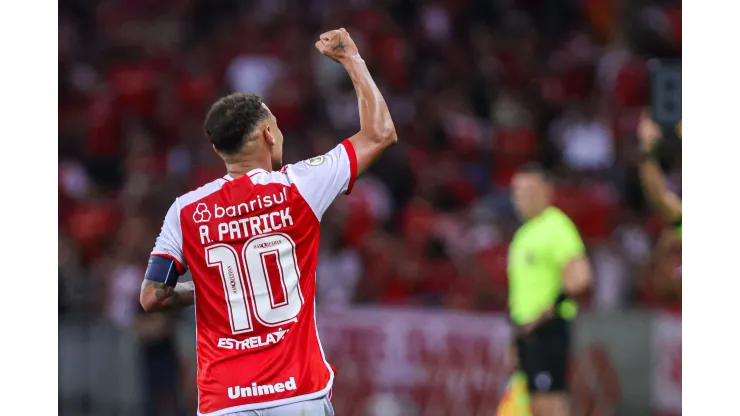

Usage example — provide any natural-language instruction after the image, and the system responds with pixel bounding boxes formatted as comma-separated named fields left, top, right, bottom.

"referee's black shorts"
left=515, top=317, right=571, bottom=393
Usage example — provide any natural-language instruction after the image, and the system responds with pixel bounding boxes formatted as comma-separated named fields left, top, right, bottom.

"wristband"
left=554, top=293, right=577, bottom=319
left=554, top=293, right=568, bottom=307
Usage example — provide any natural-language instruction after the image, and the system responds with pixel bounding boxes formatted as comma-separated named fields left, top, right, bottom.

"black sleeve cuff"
left=555, top=293, right=569, bottom=306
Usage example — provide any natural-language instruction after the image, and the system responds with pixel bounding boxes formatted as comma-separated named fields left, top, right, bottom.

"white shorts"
left=223, top=395, right=334, bottom=416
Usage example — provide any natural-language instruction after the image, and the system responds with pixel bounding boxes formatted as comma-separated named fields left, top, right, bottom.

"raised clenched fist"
left=314, top=28, right=360, bottom=63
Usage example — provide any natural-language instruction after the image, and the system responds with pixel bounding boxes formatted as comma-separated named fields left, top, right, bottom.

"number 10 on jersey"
left=205, top=233, right=305, bottom=335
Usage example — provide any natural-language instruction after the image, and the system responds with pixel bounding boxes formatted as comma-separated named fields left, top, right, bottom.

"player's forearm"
left=342, top=56, right=397, bottom=145
left=140, top=280, right=195, bottom=312
left=639, top=160, right=682, bottom=222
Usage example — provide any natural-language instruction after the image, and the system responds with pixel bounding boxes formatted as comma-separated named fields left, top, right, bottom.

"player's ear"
left=264, top=125, right=275, bottom=147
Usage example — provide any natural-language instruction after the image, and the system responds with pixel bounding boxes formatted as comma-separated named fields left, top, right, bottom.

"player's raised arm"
left=315, top=28, right=397, bottom=175
left=637, top=111, right=682, bottom=224
left=140, top=200, right=195, bottom=312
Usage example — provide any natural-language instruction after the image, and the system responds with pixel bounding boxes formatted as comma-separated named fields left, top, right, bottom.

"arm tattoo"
left=151, top=281, right=175, bottom=301
left=142, top=280, right=195, bottom=311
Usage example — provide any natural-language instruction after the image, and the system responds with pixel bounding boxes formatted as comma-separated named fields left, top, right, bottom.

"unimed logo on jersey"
left=227, top=377, right=297, bottom=399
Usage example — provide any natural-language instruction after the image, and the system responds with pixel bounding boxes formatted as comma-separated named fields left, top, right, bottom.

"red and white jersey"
left=151, top=141, right=357, bottom=415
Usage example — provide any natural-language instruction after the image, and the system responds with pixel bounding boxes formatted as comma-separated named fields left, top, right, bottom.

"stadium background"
left=58, top=0, right=682, bottom=415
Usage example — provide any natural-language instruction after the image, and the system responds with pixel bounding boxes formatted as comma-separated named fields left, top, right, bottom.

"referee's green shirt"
left=508, top=207, right=585, bottom=325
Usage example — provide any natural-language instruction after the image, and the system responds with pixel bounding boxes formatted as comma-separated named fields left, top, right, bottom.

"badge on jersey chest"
left=509, top=246, right=535, bottom=266
left=305, top=156, right=325, bottom=166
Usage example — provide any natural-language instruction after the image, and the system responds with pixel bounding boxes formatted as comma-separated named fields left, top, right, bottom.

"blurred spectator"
left=226, top=53, right=284, bottom=99
left=317, top=235, right=363, bottom=309
left=590, top=238, right=629, bottom=311
left=96, top=215, right=186, bottom=416
left=106, top=258, right=144, bottom=328
left=550, top=103, right=615, bottom=174
left=132, top=308, right=184, bottom=416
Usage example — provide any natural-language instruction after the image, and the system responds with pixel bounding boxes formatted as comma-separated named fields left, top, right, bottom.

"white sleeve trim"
left=287, top=141, right=357, bottom=221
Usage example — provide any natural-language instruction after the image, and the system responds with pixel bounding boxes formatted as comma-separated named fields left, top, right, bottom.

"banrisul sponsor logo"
left=214, top=189, right=288, bottom=219
left=227, top=377, right=297, bottom=399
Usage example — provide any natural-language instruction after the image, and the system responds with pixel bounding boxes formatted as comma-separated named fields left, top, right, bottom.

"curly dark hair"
left=204, top=93, right=270, bottom=154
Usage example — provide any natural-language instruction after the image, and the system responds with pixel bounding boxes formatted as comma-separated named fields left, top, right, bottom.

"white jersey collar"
left=223, top=169, right=269, bottom=181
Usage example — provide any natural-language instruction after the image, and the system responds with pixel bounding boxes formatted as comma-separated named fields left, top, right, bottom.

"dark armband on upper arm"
left=145, top=256, right=181, bottom=287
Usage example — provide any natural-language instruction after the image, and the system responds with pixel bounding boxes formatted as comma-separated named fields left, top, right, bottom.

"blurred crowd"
left=58, top=0, right=682, bottom=327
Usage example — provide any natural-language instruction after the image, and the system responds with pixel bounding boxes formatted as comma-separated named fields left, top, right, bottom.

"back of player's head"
left=204, top=93, right=270, bottom=154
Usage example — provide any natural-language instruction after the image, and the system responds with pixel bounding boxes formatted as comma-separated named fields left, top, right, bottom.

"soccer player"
left=507, top=164, right=593, bottom=416
left=637, top=111, right=682, bottom=238
left=139, top=28, right=397, bottom=416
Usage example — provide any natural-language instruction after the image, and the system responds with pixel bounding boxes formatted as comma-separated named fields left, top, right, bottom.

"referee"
left=507, top=164, right=593, bottom=416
